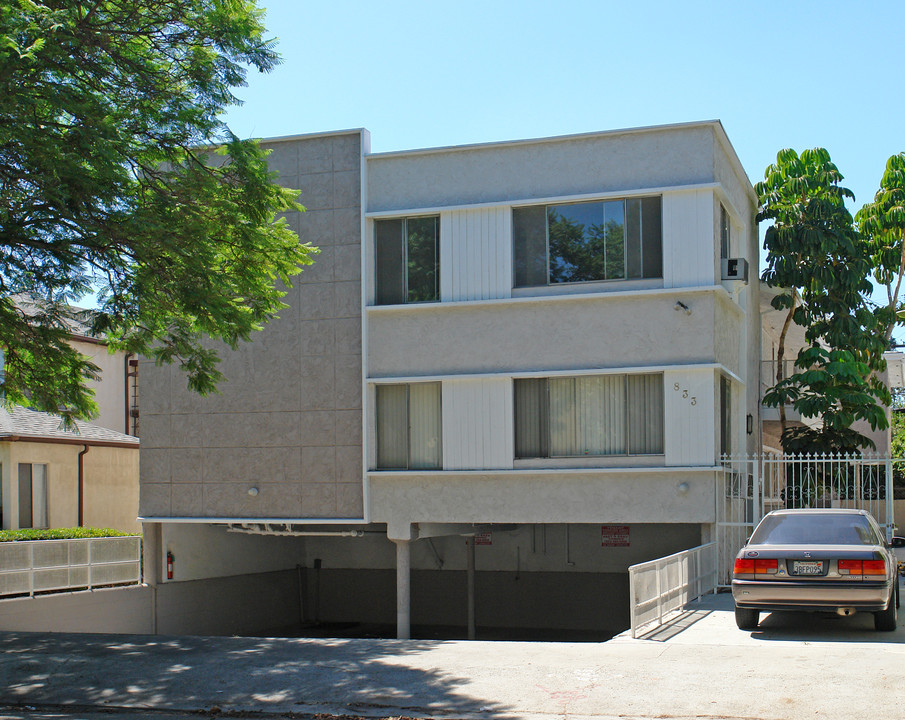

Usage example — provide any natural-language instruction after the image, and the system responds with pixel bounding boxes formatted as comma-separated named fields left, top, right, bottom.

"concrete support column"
left=466, top=537, right=476, bottom=640
left=141, top=522, right=162, bottom=635
left=393, top=538, right=411, bottom=640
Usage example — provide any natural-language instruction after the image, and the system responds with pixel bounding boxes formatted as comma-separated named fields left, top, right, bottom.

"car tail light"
left=862, top=560, right=886, bottom=575
left=754, top=558, right=778, bottom=574
left=838, top=559, right=886, bottom=576
left=838, top=559, right=862, bottom=575
left=733, top=558, right=755, bottom=575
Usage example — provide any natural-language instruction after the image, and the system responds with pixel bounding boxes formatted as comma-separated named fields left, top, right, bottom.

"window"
left=515, top=374, right=663, bottom=457
left=720, top=204, right=730, bottom=259
left=18, top=463, right=47, bottom=529
left=375, top=216, right=440, bottom=305
left=720, top=376, right=732, bottom=456
left=513, top=196, right=661, bottom=287
left=376, top=383, right=442, bottom=469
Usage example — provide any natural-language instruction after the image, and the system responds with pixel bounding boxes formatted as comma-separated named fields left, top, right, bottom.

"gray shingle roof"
left=0, top=406, right=139, bottom=445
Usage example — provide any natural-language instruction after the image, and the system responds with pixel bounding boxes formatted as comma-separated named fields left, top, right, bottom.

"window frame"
left=720, top=375, right=732, bottom=457
left=514, top=373, right=664, bottom=459
left=375, top=382, right=443, bottom=470
left=374, top=214, right=441, bottom=306
left=512, top=195, right=662, bottom=289
left=720, top=204, right=731, bottom=260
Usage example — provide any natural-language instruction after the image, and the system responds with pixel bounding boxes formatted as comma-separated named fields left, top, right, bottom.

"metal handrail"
left=628, top=542, right=717, bottom=638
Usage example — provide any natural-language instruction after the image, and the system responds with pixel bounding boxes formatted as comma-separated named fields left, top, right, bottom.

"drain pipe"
left=77, top=444, right=90, bottom=526
left=124, top=353, right=133, bottom=435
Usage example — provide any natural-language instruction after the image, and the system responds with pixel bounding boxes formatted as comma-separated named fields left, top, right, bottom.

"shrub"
left=0, top=527, right=139, bottom=542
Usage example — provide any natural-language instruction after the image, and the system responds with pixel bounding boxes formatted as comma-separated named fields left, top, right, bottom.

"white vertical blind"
left=549, top=377, right=577, bottom=456
left=376, top=385, right=408, bottom=469
left=627, top=375, right=664, bottom=454
left=376, top=383, right=442, bottom=469
left=582, top=375, right=625, bottom=455
left=514, top=378, right=547, bottom=458
left=519, top=374, right=664, bottom=457
left=409, top=383, right=442, bottom=469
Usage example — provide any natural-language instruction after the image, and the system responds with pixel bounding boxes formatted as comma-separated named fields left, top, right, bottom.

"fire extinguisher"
left=166, top=551, right=174, bottom=580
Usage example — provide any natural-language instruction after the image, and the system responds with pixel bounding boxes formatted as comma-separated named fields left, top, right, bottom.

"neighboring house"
left=0, top=299, right=140, bottom=533
left=139, top=121, right=761, bottom=638
left=0, top=406, right=139, bottom=532
left=10, top=296, right=140, bottom=436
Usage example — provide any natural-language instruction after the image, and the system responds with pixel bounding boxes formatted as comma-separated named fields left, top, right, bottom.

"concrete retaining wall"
left=0, top=569, right=299, bottom=637
left=0, top=585, right=153, bottom=633
left=156, top=569, right=300, bottom=636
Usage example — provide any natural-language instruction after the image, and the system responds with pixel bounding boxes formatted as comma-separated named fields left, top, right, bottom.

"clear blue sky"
left=224, top=0, right=904, bottom=332
left=225, top=0, right=903, bottom=211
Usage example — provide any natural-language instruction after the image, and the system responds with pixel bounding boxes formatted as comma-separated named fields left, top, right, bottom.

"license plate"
left=792, top=560, right=824, bottom=575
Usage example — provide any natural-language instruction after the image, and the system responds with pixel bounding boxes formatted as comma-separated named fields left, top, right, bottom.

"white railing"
left=628, top=542, right=717, bottom=638
left=0, top=536, right=141, bottom=597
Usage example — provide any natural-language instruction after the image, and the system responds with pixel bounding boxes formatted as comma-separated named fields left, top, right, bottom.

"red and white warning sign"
left=473, top=531, right=493, bottom=546
left=601, top=525, right=630, bottom=547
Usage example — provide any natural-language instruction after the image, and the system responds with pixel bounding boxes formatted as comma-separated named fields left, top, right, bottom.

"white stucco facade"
left=363, top=121, right=760, bottom=540
left=137, top=121, right=761, bottom=639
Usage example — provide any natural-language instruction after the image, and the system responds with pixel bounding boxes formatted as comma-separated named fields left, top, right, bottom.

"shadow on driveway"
left=0, top=632, right=515, bottom=718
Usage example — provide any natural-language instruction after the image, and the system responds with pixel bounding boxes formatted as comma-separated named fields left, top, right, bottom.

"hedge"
left=0, top=527, right=139, bottom=542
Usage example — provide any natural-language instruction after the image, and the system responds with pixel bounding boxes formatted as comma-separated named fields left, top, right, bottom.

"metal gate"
left=716, top=453, right=896, bottom=585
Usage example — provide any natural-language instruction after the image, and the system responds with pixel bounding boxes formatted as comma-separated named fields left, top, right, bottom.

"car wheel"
left=874, top=589, right=898, bottom=632
left=735, top=606, right=759, bottom=630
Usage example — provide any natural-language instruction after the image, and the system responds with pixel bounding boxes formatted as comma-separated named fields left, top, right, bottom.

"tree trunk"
left=776, top=290, right=799, bottom=446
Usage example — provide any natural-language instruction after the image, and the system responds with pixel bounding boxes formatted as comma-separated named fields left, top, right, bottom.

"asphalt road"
left=1, top=590, right=903, bottom=720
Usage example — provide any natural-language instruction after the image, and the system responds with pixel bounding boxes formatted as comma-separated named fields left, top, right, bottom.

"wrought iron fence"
left=717, top=453, right=896, bottom=585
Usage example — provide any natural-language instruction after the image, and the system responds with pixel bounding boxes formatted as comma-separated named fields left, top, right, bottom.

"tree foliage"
left=857, top=153, right=905, bottom=344
left=757, top=148, right=889, bottom=453
left=0, top=0, right=314, bottom=424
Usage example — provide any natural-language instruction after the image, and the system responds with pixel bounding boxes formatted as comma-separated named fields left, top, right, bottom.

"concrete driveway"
left=1, top=590, right=903, bottom=720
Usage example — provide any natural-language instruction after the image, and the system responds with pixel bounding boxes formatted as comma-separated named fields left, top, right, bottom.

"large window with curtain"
left=515, top=374, right=664, bottom=458
left=513, top=196, right=662, bottom=287
left=376, top=383, right=442, bottom=469
left=374, top=216, right=440, bottom=305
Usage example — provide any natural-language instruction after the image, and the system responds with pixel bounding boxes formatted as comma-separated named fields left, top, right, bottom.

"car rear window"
left=749, top=514, right=879, bottom=546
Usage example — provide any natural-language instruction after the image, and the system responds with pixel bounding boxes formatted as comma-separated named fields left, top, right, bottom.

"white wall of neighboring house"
left=69, top=337, right=137, bottom=436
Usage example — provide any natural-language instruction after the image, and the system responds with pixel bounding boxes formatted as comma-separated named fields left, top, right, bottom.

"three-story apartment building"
left=139, top=121, right=760, bottom=639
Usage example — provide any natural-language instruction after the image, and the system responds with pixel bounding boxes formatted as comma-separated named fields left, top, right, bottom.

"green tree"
left=0, top=0, right=314, bottom=425
left=857, top=153, right=905, bottom=344
left=757, top=148, right=889, bottom=453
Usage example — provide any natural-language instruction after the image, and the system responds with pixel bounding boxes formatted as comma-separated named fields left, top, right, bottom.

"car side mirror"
left=891, top=537, right=905, bottom=549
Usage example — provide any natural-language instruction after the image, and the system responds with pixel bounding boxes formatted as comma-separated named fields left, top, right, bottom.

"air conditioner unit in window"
left=721, top=257, right=749, bottom=283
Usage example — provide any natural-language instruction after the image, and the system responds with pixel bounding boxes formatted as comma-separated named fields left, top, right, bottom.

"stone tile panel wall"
left=140, top=131, right=364, bottom=520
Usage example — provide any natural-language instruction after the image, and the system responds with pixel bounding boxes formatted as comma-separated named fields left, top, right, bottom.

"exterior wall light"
left=746, top=414, right=753, bottom=435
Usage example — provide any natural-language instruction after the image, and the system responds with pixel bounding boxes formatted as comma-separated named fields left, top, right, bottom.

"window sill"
left=514, top=456, right=665, bottom=470
left=512, top=277, right=663, bottom=298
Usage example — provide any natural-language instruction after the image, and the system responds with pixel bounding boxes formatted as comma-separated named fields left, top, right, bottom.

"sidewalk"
left=1, top=592, right=903, bottom=720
